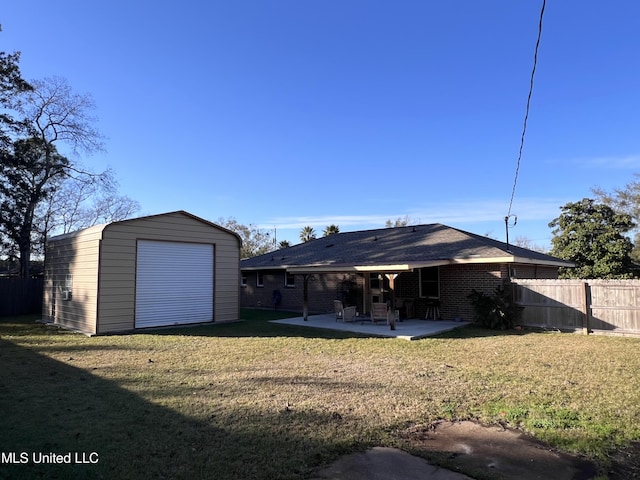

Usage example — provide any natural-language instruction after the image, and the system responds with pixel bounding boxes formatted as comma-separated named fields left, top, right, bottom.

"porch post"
left=386, top=273, right=398, bottom=330
left=302, top=274, right=310, bottom=321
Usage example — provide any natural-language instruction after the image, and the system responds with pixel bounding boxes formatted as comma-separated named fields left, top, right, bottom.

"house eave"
left=510, top=256, right=575, bottom=268
left=241, top=256, right=573, bottom=273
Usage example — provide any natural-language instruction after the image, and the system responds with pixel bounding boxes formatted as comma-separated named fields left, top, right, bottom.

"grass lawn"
left=1, top=309, right=639, bottom=479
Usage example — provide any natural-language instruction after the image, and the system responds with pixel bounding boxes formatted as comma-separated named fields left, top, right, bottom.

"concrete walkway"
left=271, top=314, right=470, bottom=340
left=312, top=447, right=473, bottom=480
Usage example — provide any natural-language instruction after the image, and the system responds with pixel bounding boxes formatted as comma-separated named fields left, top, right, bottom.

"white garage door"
left=135, top=240, right=214, bottom=328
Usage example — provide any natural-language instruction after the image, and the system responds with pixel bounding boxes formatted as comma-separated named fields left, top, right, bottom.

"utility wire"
left=507, top=0, right=546, bottom=218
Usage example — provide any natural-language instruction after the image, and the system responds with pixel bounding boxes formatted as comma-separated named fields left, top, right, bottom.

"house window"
left=285, top=272, right=295, bottom=287
left=241, top=273, right=247, bottom=287
left=257, top=271, right=264, bottom=287
left=370, top=273, right=381, bottom=290
left=419, top=267, right=439, bottom=298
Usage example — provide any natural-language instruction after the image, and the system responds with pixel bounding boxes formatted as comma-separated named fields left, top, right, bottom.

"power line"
left=507, top=0, right=547, bottom=218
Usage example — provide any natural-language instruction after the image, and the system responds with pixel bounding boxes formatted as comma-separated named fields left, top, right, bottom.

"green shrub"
left=467, top=284, right=520, bottom=330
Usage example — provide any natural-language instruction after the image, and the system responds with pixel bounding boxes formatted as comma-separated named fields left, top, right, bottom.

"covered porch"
left=270, top=313, right=470, bottom=340
left=286, top=261, right=445, bottom=320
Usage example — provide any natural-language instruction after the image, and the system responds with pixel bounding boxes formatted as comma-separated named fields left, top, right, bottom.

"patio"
left=271, top=314, right=471, bottom=340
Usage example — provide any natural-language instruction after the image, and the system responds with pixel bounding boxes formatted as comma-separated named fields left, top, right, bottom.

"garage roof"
left=47, top=210, right=242, bottom=244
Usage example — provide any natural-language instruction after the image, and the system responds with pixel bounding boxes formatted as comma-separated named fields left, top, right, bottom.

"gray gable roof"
left=241, top=223, right=573, bottom=272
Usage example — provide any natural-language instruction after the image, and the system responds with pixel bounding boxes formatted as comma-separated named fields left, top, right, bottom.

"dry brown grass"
left=1, top=311, right=639, bottom=479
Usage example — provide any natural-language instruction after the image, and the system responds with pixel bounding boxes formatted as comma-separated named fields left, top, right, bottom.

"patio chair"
left=370, top=302, right=388, bottom=325
left=334, top=300, right=357, bottom=322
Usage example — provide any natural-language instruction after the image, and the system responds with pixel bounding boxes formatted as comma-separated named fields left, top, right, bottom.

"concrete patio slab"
left=271, top=314, right=471, bottom=340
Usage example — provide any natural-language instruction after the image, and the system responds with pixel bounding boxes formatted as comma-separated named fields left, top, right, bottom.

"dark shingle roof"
left=241, top=223, right=572, bottom=272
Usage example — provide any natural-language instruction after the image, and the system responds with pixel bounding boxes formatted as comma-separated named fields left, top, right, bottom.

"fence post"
left=581, top=281, right=590, bottom=335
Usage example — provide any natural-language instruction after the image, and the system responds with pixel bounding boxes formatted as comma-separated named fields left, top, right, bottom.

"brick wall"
left=439, top=264, right=507, bottom=321
left=241, top=270, right=364, bottom=314
left=241, top=262, right=559, bottom=321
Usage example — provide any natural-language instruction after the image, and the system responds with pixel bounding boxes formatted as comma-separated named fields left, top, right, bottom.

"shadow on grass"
left=0, top=336, right=361, bottom=480
left=430, top=324, right=538, bottom=340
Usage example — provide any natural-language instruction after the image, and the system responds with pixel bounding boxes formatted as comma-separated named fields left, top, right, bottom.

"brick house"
left=240, top=224, right=572, bottom=321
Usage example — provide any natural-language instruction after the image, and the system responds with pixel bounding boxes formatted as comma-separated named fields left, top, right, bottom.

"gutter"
left=243, top=256, right=573, bottom=274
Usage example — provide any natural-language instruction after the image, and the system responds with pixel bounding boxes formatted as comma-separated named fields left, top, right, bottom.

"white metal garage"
left=135, top=240, right=214, bottom=328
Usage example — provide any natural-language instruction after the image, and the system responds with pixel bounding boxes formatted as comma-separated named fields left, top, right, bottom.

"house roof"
left=241, top=223, right=573, bottom=273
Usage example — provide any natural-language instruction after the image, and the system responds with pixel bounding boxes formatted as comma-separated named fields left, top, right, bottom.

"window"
left=370, top=273, right=381, bottom=290
left=419, top=267, right=439, bottom=298
left=257, top=271, right=264, bottom=287
left=285, top=272, right=295, bottom=287
left=62, top=274, right=73, bottom=301
left=65, top=274, right=73, bottom=291
left=241, top=273, right=247, bottom=287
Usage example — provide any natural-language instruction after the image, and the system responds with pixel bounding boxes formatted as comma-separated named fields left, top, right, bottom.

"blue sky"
left=3, top=1, right=640, bottom=248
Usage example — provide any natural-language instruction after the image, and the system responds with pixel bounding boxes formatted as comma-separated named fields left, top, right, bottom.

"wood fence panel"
left=0, top=277, right=44, bottom=316
left=513, top=280, right=585, bottom=329
left=513, top=279, right=640, bottom=336
left=588, top=281, right=640, bottom=332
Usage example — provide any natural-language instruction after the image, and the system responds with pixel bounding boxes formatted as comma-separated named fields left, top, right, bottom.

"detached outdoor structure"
left=43, top=211, right=241, bottom=335
left=241, top=224, right=573, bottom=321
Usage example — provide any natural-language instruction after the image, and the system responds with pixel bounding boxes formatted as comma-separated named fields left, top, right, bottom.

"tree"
left=0, top=45, right=32, bottom=271
left=514, top=236, right=547, bottom=253
left=323, top=224, right=340, bottom=236
left=217, top=217, right=273, bottom=258
left=549, top=198, right=635, bottom=279
left=16, top=77, right=104, bottom=154
left=278, top=240, right=291, bottom=249
left=37, top=170, right=140, bottom=236
left=0, top=138, right=68, bottom=277
left=385, top=215, right=413, bottom=228
left=0, top=46, right=32, bottom=147
left=593, top=175, right=640, bottom=261
left=0, top=76, right=105, bottom=277
left=299, top=226, right=317, bottom=243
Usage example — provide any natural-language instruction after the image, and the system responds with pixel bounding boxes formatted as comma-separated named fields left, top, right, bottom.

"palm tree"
left=323, top=224, right=340, bottom=236
left=299, top=226, right=317, bottom=243
left=278, top=240, right=291, bottom=249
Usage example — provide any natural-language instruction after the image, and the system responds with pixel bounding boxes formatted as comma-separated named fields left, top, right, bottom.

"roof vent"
left=325, top=243, right=334, bottom=248
left=373, top=236, right=377, bottom=241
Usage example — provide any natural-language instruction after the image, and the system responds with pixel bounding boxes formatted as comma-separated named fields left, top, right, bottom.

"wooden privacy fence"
left=512, top=279, right=640, bottom=336
left=0, top=276, right=44, bottom=316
